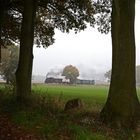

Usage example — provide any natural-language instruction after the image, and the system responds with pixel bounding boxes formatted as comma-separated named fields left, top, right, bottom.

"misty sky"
left=33, top=1, right=140, bottom=77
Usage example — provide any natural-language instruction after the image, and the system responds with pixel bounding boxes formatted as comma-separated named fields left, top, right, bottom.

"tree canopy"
left=12, top=0, right=102, bottom=99
left=0, top=0, right=112, bottom=48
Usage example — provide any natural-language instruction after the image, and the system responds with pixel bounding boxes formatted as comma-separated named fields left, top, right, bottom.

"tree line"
left=105, top=67, right=140, bottom=85
left=0, top=0, right=140, bottom=128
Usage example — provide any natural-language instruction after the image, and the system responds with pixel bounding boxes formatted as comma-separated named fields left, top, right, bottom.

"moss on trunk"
left=100, top=0, right=140, bottom=128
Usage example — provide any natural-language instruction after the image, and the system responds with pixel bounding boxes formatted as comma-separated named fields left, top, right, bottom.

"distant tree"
left=136, top=65, right=140, bottom=84
left=104, top=70, right=111, bottom=82
left=62, top=65, right=79, bottom=84
left=0, top=45, right=19, bottom=84
left=105, top=66, right=140, bottom=83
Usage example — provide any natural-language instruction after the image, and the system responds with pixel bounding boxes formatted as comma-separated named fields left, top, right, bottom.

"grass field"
left=0, top=84, right=140, bottom=139
left=32, top=84, right=140, bottom=110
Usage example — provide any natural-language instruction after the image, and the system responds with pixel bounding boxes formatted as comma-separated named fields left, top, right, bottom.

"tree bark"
left=100, top=0, right=140, bottom=128
left=0, top=0, right=6, bottom=63
left=16, top=0, right=37, bottom=102
left=0, top=2, right=3, bottom=63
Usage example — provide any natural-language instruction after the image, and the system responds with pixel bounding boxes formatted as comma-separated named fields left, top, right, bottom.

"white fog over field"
left=32, top=1, right=140, bottom=82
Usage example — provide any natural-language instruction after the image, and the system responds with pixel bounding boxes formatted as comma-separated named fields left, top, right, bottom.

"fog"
left=32, top=1, right=140, bottom=81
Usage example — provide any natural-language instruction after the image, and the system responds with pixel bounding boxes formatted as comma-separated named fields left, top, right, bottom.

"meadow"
left=0, top=84, right=140, bottom=140
left=32, top=84, right=140, bottom=110
left=32, top=84, right=108, bottom=111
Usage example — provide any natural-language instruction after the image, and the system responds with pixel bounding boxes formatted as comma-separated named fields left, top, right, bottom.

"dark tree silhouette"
left=16, top=0, right=96, bottom=100
left=0, top=0, right=8, bottom=62
left=100, top=0, right=140, bottom=128
left=15, top=0, right=37, bottom=102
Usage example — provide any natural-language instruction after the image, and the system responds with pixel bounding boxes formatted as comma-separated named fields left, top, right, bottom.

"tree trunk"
left=16, top=0, right=36, bottom=102
left=100, top=0, right=140, bottom=128
left=0, top=2, right=3, bottom=63
left=6, top=79, right=10, bottom=84
left=0, top=0, right=6, bottom=63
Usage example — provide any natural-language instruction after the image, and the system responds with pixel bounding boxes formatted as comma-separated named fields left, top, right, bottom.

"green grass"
left=32, top=83, right=140, bottom=98
left=0, top=84, right=140, bottom=140
left=32, top=85, right=108, bottom=104
left=32, top=84, right=140, bottom=110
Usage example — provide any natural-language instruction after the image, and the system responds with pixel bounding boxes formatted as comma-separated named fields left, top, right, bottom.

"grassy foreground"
left=32, top=84, right=140, bottom=109
left=0, top=84, right=140, bottom=140
left=32, top=84, right=109, bottom=111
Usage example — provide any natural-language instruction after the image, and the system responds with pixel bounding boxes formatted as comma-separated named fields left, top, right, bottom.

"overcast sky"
left=33, top=1, right=140, bottom=77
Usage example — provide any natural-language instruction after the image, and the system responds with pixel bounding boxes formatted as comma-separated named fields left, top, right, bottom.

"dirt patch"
left=0, top=115, right=45, bottom=140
